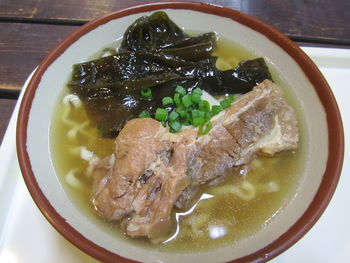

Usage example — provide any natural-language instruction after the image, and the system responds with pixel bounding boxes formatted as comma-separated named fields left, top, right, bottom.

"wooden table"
left=1, top=0, right=349, bottom=144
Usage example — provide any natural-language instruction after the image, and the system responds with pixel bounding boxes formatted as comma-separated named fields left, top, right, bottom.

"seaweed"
left=67, top=11, right=272, bottom=138
left=213, top=58, right=272, bottom=95
left=119, top=11, right=189, bottom=52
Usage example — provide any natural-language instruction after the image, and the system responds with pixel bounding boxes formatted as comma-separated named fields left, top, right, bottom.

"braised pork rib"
left=90, top=80, right=298, bottom=239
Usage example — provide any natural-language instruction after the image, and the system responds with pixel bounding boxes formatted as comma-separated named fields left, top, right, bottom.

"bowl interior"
left=18, top=5, right=338, bottom=263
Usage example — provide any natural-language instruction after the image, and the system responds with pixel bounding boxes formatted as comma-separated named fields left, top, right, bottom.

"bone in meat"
left=89, top=79, right=298, bottom=238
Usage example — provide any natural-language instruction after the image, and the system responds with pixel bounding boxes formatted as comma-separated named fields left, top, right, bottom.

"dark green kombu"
left=68, top=11, right=272, bottom=137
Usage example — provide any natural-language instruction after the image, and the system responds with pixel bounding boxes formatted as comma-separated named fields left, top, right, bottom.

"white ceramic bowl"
left=17, top=2, right=344, bottom=263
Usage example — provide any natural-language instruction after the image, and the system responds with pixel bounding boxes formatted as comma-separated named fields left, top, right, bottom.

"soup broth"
left=51, top=37, right=306, bottom=251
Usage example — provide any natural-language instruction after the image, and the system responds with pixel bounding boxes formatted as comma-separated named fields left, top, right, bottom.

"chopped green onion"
left=227, top=94, right=235, bottom=103
left=192, top=116, right=205, bottom=127
left=176, top=108, right=187, bottom=118
left=141, top=88, right=152, bottom=99
left=174, top=93, right=182, bottom=106
left=199, top=121, right=212, bottom=135
left=198, top=110, right=205, bottom=118
left=155, top=108, right=168, bottom=121
left=170, top=121, right=182, bottom=132
left=205, top=111, right=214, bottom=120
left=191, top=93, right=201, bottom=103
left=138, top=110, right=151, bottom=118
left=192, top=88, right=203, bottom=96
left=175, top=105, right=183, bottom=112
left=190, top=109, right=205, bottom=119
left=212, top=105, right=222, bottom=115
left=182, top=94, right=193, bottom=107
left=140, top=85, right=222, bottom=134
left=169, top=111, right=179, bottom=121
left=198, top=100, right=210, bottom=112
left=175, top=85, right=186, bottom=96
left=183, top=116, right=191, bottom=126
left=162, top=96, right=174, bottom=106
left=220, top=98, right=231, bottom=109
left=191, top=109, right=199, bottom=118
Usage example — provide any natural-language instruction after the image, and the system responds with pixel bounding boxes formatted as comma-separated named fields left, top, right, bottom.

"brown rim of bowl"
left=16, top=2, right=344, bottom=263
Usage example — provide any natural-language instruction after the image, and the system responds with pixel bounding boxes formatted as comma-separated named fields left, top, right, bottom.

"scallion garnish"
left=192, top=88, right=203, bottom=96
left=191, top=93, right=201, bottom=103
left=193, top=116, right=205, bottom=127
left=138, top=84, right=235, bottom=135
left=174, top=93, right=182, bottom=107
left=182, top=94, right=193, bottom=107
left=198, top=110, right=205, bottom=118
left=155, top=108, right=168, bottom=121
left=162, top=96, right=174, bottom=106
left=169, top=111, right=179, bottom=121
left=199, top=120, right=212, bottom=135
left=177, top=108, right=187, bottom=118
left=141, top=88, right=152, bottom=99
left=170, top=121, right=182, bottom=133
left=227, top=94, right=235, bottom=103
left=191, top=109, right=199, bottom=118
left=138, top=110, right=151, bottom=118
left=175, top=85, right=186, bottom=96
left=198, top=100, right=210, bottom=112
left=220, top=98, right=231, bottom=109
left=212, top=105, right=222, bottom=115
left=205, top=111, right=214, bottom=120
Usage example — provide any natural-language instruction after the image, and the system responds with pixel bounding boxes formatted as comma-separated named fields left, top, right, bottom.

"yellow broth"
left=50, top=37, right=306, bottom=252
